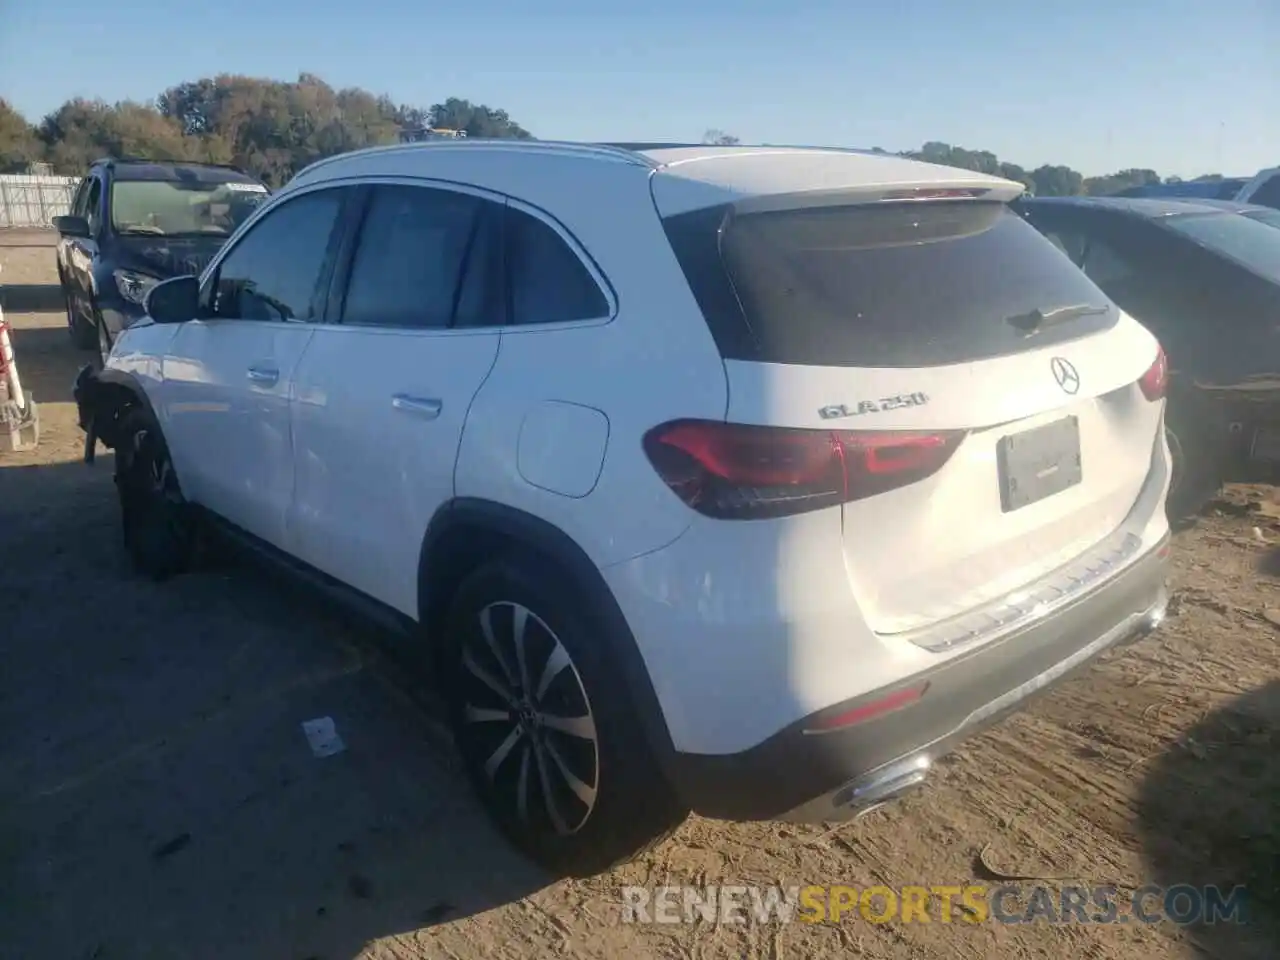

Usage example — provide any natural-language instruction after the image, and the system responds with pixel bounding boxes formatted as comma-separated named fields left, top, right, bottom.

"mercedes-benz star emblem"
left=1050, top=357, right=1080, bottom=395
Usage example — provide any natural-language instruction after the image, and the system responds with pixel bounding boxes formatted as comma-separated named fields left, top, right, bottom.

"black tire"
left=114, top=408, right=196, bottom=580
left=1164, top=386, right=1227, bottom=526
left=65, top=286, right=97, bottom=351
left=442, top=554, right=687, bottom=877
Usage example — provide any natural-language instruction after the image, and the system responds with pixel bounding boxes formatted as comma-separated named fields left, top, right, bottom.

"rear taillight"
left=1139, top=345, right=1168, bottom=401
left=642, top=420, right=965, bottom=520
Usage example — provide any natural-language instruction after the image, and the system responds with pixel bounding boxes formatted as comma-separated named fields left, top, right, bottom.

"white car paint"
left=105, top=140, right=1171, bottom=767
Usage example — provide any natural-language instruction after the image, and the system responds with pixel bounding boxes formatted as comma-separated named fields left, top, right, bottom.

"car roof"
left=1158, top=197, right=1278, bottom=216
left=1020, top=195, right=1234, bottom=220
left=92, top=158, right=262, bottom=185
left=290, top=139, right=1025, bottom=211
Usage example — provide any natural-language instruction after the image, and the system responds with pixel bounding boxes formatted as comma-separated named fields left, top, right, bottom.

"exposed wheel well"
left=78, top=372, right=154, bottom=452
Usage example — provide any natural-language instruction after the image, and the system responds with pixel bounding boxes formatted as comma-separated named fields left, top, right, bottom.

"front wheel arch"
left=76, top=368, right=160, bottom=454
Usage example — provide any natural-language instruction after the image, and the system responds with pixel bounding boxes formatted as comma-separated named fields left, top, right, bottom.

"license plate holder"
left=997, top=416, right=1082, bottom=512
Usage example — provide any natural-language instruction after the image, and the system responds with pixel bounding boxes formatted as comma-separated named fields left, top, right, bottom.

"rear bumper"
left=664, top=534, right=1170, bottom=822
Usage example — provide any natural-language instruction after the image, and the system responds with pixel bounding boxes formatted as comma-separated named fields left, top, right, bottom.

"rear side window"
left=1163, top=212, right=1280, bottom=283
left=342, top=185, right=497, bottom=329
left=506, top=206, right=609, bottom=325
left=1248, top=175, right=1280, bottom=211
left=667, top=201, right=1118, bottom=367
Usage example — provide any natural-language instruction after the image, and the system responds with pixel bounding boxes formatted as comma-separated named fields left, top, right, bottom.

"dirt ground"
left=1, top=230, right=1277, bottom=960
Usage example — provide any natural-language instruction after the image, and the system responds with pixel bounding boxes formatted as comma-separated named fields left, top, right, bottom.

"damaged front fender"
left=73, top=364, right=150, bottom=464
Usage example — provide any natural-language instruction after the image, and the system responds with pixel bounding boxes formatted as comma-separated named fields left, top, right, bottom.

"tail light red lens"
left=1138, top=345, right=1168, bottom=401
left=642, top=419, right=965, bottom=519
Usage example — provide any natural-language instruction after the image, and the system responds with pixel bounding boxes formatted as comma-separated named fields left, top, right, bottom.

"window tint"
left=1042, top=228, right=1087, bottom=264
left=342, top=185, right=494, bottom=329
left=676, top=201, right=1116, bottom=368
left=1081, top=239, right=1136, bottom=286
left=1248, top=175, right=1280, bottom=211
left=507, top=207, right=609, bottom=325
left=84, top=179, right=102, bottom=234
left=1163, top=212, right=1280, bottom=283
left=71, top=179, right=89, bottom=218
left=212, top=190, right=344, bottom=322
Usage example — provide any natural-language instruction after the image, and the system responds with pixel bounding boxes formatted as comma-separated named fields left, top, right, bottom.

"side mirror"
left=53, top=215, right=91, bottom=238
left=145, top=275, right=200, bottom=324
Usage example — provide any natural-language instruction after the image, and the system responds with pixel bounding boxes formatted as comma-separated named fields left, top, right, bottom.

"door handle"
left=247, top=364, right=279, bottom=386
left=391, top=394, right=443, bottom=420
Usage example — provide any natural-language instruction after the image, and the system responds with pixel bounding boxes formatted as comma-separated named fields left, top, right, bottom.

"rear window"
left=668, top=201, right=1117, bottom=367
left=1164, top=212, right=1280, bottom=284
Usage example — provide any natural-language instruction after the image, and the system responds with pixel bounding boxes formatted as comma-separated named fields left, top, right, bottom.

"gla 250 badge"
left=818, top=392, right=930, bottom=421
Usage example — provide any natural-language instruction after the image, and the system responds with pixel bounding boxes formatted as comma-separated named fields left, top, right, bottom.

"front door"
left=160, top=186, right=350, bottom=549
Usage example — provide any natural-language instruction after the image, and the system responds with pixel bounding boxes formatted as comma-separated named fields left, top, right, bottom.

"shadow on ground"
left=7, top=323, right=91, bottom=407
left=0, top=457, right=549, bottom=960
left=2, top=282, right=64, bottom=314
left=1137, top=680, right=1279, bottom=958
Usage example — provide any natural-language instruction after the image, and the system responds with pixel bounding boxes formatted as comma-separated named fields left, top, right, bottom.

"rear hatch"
left=653, top=182, right=1165, bottom=637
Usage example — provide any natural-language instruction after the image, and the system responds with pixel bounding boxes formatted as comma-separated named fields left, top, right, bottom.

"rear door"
left=663, top=196, right=1164, bottom=635
left=287, top=181, right=503, bottom=616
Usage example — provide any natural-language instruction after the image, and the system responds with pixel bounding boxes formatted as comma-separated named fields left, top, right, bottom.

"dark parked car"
left=1113, top=179, right=1250, bottom=201
left=54, top=158, right=269, bottom=362
left=1017, top=196, right=1280, bottom=520
left=1162, top=197, right=1280, bottom=229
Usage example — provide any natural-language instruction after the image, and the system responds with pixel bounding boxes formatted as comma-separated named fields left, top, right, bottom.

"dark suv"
left=53, top=158, right=269, bottom=361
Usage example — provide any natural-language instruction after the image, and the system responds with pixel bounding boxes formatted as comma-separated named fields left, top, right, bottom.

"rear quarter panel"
left=453, top=160, right=730, bottom=568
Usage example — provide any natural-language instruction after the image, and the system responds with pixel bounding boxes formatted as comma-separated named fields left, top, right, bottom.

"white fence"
left=0, top=174, right=79, bottom=229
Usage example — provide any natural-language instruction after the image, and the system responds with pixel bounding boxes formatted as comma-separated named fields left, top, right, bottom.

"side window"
left=507, top=206, right=609, bottom=325
left=212, top=189, right=345, bottom=322
left=84, top=178, right=103, bottom=235
left=1249, top=175, right=1280, bottom=211
left=1080, top=238, right=1136, bottom=286
left=1042, top=229, right=1087, bottom=265
left=341, top=184, right=495, bottom=329
left=70, top=178, right=89, bottom=218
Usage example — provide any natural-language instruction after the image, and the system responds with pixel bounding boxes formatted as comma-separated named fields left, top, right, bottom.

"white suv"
left=73, top=141, right=1173, bottom=877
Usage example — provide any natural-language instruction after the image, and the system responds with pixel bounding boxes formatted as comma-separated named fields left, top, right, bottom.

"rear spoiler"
left=652, top=168, right=1025, bottom=218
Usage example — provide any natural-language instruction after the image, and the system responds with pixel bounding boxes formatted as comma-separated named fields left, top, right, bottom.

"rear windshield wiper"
left=1005, top=303, right=1109, bottom=335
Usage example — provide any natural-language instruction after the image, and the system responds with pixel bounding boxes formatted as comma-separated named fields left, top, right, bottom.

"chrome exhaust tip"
left=834, top=753, right=931, bottom=813
left=1141, top=589, right=1171, bottom=634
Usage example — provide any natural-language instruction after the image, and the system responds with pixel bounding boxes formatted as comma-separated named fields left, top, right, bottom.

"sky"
left=1, top=0, right=1276, bottom=179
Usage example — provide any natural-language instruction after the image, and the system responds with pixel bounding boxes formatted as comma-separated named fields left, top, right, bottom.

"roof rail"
left=91, top=156, right=252, bottom=175
left=594, top=142, right=706, bottom=151
left=294, top=138, right=657, bottom=181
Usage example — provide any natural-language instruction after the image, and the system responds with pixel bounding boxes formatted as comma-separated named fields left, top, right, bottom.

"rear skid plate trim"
left=897, top=530, right=1146, bottom=653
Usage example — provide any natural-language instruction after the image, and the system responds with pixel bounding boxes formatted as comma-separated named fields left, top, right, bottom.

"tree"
left=0, top=99, right=41, bottom=172
left=1084, top=167, right=1160, bottom=196
left=39, top=99, right=202, bottom=174
left=702, top=128, right=740, bottom=146
left=429, top=98, right=532, bottom=139
left=1028, top=164, right=1084, bottom=197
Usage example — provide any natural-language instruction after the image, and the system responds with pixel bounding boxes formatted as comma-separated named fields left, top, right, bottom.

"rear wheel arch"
left=417, top=498, right=677, bottom=761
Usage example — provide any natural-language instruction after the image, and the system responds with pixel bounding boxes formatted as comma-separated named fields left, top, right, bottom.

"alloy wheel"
left=456, top=601, right=600, bottom=836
